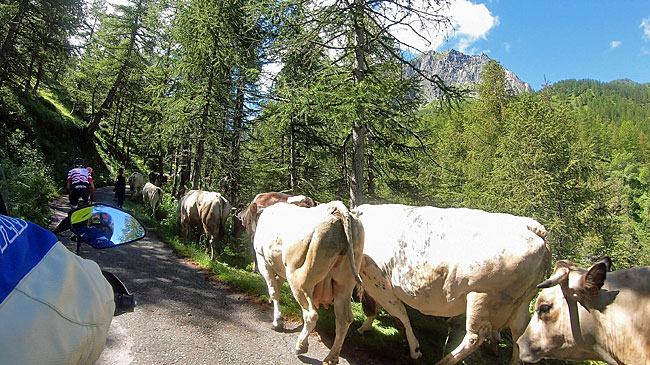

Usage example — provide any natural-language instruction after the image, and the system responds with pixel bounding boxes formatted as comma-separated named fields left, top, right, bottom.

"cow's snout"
left=517, top=336, right=541, bottom=363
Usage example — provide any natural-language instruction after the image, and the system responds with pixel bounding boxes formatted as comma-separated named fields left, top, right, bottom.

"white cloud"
left=448, top=0, right=499, bottom=50
left=642, top=17, right=650, bottom=41
left=385, top=0, right=498, bottom=54
left=503, top=42, right=511, bottom=53
left=610, top=41, right=622, bottom=49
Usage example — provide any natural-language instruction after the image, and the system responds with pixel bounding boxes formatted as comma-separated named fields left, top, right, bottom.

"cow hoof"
left=322, top=355, right=339, bottom=365
left=410, top=348, right=422, bottom=359
left=295, top=342, right=308, bottom=355
left=271, top=319, right=283, bottom=331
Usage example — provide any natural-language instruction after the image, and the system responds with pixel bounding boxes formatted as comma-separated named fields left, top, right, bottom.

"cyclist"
left=67, top=158, right=95, bottom=208
left=76, top=212, right=115, bottom=248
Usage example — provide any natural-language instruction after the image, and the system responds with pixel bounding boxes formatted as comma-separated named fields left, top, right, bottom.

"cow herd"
left=126, top=175, right=650, bottom=365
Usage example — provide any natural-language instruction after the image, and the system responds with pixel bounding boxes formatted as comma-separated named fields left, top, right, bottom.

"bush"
left=0, top=129, right=58, bottom=226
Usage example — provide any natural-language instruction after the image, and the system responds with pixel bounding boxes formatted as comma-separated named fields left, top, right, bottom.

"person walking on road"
left=114, top=168, right=126, bottom=209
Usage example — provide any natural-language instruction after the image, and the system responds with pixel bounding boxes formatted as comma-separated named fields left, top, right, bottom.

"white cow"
left=142, top=182, right=162, bottom=216
left=356, top=204, right=551, bottom=365
left=253, top=201, right=364, bottom=365
left=177, top=190, right=230, bottom=259
left=128, top=172, right=145, bottom=200
left=517, top=257, right=650, bottom=364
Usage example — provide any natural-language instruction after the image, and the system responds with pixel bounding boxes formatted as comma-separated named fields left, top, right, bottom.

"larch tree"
left=269, top=0, right=459, bottom=207
left=83, top=0, right=147, bottom=139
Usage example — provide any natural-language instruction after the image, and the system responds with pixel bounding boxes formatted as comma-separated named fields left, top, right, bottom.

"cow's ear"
left=595, top=256, right=612, bottom=271
left=581, top=262, right=607, bottom=297
left=537, top=267, right=568, bottom=289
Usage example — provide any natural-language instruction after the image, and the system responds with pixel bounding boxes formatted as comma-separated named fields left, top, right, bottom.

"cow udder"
left=313, top=275, right=334, bottom=309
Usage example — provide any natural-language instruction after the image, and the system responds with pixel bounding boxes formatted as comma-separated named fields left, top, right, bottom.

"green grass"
left=124, top=196, right=593, bottom=365
left=37, top=88, right=84, bottom=126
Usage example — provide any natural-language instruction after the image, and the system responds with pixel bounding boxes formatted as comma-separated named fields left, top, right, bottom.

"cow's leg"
left=206, top=231, right=215, bottom=260
left=357, top=314, right=376, bottom=334
left=323, top=284, right=355, bottom=365
left=359, top=258, right=421, bottom=359
left=357, top=289, right=380, bottom=334
left=292, top=289, right=318, bottom=355
left=208, top=236, right=215, bottom=260
left=256, top=258, right=283, bottom=330
left=507, top=301, right=530, bottom=365
left=439, top=292, right=490, bottom=365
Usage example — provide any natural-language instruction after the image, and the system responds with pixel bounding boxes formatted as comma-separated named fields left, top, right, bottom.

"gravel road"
left=49, top=186, right=386, bottom=365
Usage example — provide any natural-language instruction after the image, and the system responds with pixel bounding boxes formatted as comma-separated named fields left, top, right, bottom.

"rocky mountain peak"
left=406, top=49, right=533, bottom=101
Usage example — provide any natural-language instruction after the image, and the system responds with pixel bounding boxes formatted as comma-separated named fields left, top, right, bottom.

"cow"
left=178, top=190, right=230, bottom=260
left=232, top=192, right=316, bottom=267
left=149, top=171, right=168, bottom=187
left=142, top=182, right=162, bottom=216
left=128, top=172, right=145, bottom=198
left=253, top=201, right=364, bottom=365
left=355, top=204, right=551, bottom=365
left=517, top=257, right=650, bottom=364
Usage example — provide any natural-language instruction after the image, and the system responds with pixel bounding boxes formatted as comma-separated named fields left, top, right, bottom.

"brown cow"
left=178, top=190, right=230, bottom=259
left=232, top=192, right=315, bottom=266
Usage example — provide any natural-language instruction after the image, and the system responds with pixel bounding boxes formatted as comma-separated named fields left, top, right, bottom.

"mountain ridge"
left=407, top=49, right=533, bottom=101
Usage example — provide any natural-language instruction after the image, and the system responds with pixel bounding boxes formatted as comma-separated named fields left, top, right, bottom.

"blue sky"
left=431, top=1, right=650, bottom=90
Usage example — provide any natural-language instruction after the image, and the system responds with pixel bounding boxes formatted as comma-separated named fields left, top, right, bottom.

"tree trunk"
left=367, top=135, right=375, bottom=199
left=350, top=0, right=366, bottom=208
left=289, top=115, right=297, bottom=192
left=126, top=127, right=132, bottom=167
left=172, top=148, right=179, bottom=197
left=113, top=97, right=124, bottom=144
left=85, top=0, right=142, bottom=138
left=229, top=74, right=245, bottom=206
left=0, top=0, right=29, bottom=88
left=24, top=50, right=36, bottom=94
left=33, top=60, right=43, bottom=92
left=123, top=104, right=135, bottom=160
left=192, top=138, right=204, bottom=190
left=178, top=146, right=191, bottom=197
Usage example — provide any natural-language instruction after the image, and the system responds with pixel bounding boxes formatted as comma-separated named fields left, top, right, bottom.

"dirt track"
left=49, top=186, right=386, bottom=365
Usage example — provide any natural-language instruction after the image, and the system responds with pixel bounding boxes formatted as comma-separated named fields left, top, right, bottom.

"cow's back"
left=179, top=190, right=202, bottom=227
left=254, top=203, right=338, bottom=277
left=358, top=204, right=549, bottom=319
left=198, top=192, right=229, bottom=232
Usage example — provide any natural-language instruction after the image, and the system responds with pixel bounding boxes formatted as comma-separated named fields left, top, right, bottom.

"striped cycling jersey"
left=67, top=167, right=93, bottom=186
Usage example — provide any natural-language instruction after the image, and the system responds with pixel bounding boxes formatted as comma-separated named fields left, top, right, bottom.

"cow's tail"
left=217, top=194, right=230, bottom=241
left=358, top=286, right=378, bottom=317
left=177, top=196, right=183, bottom=228
left=330, top=203, right=363, bottom=286
left=157, top=187, right=163, bottom=205
left=528, top=220, right=552, bottom=277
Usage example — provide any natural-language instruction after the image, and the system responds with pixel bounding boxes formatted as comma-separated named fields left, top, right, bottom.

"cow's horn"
left=537, top=267, right=568, bottom=289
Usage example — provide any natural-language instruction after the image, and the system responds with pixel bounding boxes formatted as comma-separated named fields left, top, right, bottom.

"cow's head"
left=517, top=257, right=611, bottom=363
left=232, top=207, right=248, bottom=238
